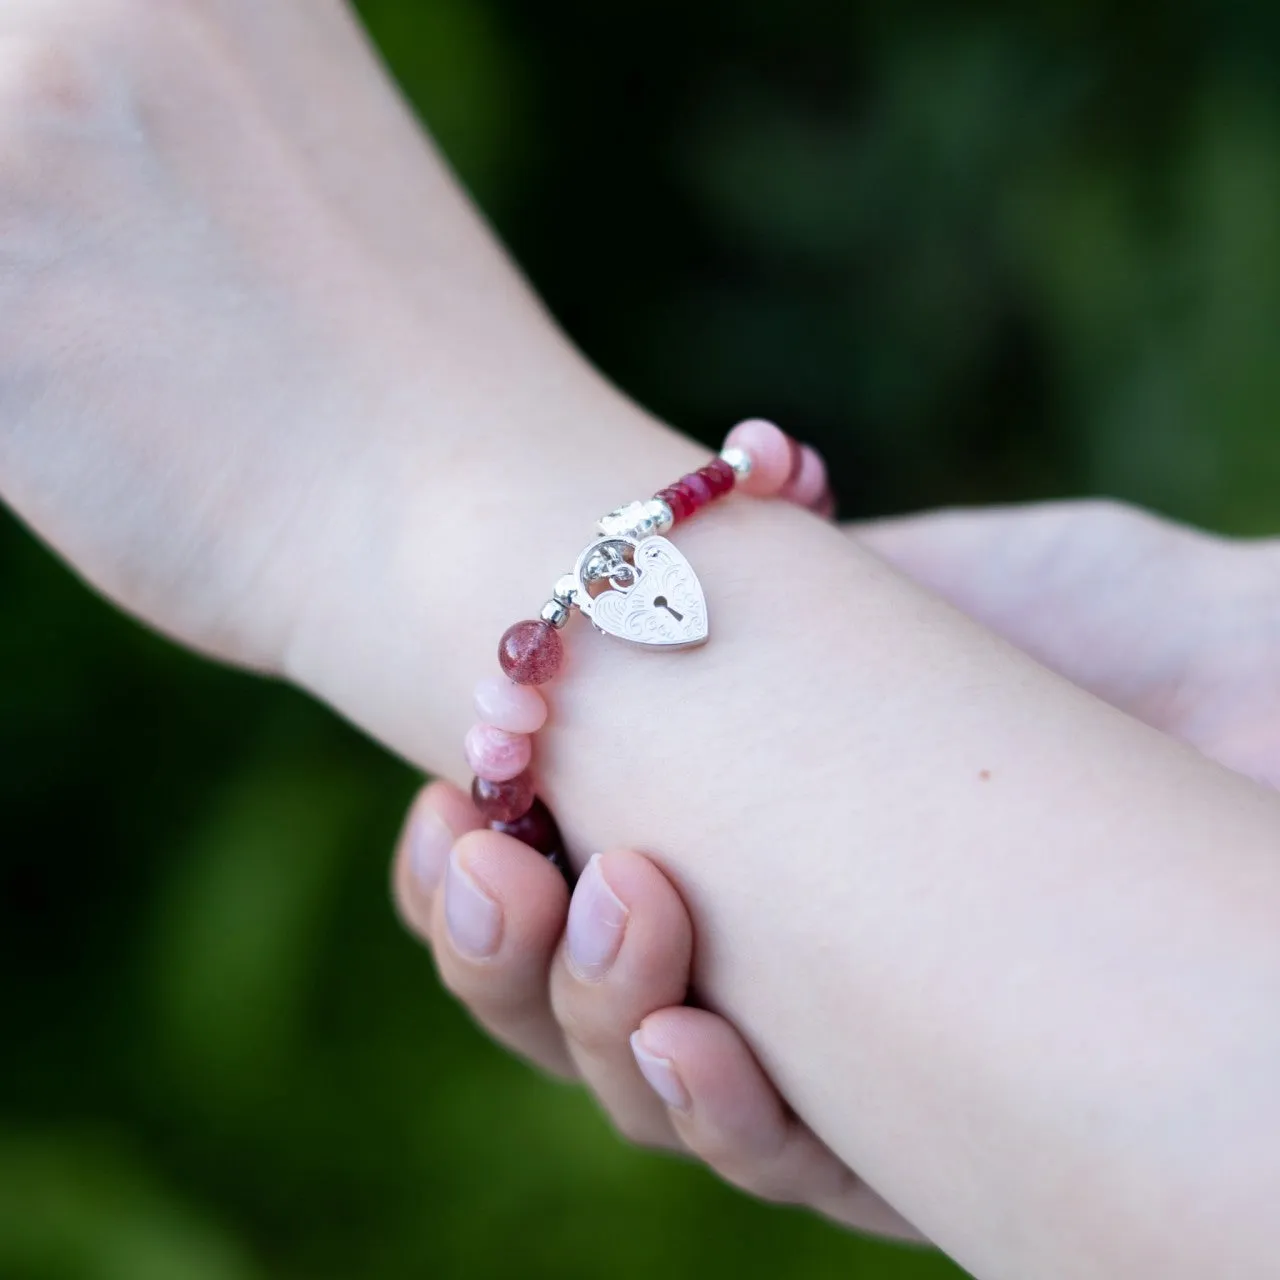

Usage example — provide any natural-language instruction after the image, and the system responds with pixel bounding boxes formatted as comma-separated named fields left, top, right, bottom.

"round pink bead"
left=498, top=619, right=563, bottom=686
left=781, top=443, right=828, bottom=509
left=473, top=676, right=548, bottom=734
left=723, top=418, right=795, bottom=497
left=464, top=723, right=532, bottom=782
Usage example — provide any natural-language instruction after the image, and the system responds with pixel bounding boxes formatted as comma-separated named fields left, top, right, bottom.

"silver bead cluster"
left=595, top=497, right=674, bottom=541
left=537, top=475, right=707, bottom=633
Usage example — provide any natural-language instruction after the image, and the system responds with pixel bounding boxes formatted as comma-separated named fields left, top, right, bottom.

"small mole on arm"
left=979, top=769, right=992, bottom=782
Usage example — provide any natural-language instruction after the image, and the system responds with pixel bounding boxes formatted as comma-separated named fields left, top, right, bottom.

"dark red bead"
left=656, top=486, right=692, bottom=522
left=491, top=796, right=565, bottom=859
left=498, top=619, right=563, bottom=685
left=700, top=459, right=736, bottom=496
left=680, top=471, right=714, bottom=507
left=706, top=458, right=737, bottom=491
left=472, top=770, right=537, bottom=823
left=668, top=479, right=700, bottom=514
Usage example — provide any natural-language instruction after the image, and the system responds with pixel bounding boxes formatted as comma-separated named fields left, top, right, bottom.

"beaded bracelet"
left=463, top=418, right=834, bottom=879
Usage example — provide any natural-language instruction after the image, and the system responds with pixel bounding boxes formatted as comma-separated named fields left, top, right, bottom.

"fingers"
left=846, top=501, right=1210, bottom=702
left=631, top=1008, right=926, bottom=1243
left=430, top=828, right=576, bottom=1075
left=393, top=780, right=576, bottom=1079
left=849, top=502, right=1073, bottom=608
left=398, top=807, right=925, bottom=1240
left=548, top=851, right=694, bottom=1150
left=849, top=498, right=1190, bottom=620
left=392, top=780, right=484, bottom=907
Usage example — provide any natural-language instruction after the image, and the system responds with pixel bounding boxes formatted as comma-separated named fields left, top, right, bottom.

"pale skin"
left=396, top=499, right=1280, bottom=1246
left=4, top=4, right=1280, bottom=1278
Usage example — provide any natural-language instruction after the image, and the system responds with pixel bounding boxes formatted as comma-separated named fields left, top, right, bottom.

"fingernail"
left=566, top=854, right=629, bottom=980
left=444, top=851, right=502, bottom=959
left=630, top=1032, right=690, bottom=1112
left=410, top=808, right=453, bottom=894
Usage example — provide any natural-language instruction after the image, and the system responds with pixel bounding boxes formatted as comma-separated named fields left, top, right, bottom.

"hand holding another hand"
left=394, top=499, right=1280, bottom=1239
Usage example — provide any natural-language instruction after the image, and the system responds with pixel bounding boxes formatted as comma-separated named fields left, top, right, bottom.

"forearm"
left=283, top=357, right=1280, bottom=1277
left=3, top=9, right=1274, bottom=1266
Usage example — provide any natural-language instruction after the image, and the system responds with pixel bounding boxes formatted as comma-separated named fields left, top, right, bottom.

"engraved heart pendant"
left=575, top=536, right=709, bottom=649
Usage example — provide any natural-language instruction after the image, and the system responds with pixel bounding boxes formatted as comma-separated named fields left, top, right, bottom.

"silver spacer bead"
left=645, top=496, right=674, bottom=535
left=720, top=444, right=753, bottom=481
left=540, top=599, right=570, bottom=629
left=553, top=574, right=580, bottom=607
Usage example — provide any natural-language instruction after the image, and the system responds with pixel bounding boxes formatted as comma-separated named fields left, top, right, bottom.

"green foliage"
left=6, top=1, right=1279, bottom=1275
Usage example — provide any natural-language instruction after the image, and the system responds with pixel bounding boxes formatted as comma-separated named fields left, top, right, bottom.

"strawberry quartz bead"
left=472, top=770, right=537, bottom=823
left=498, top=619, right=563, bottom=686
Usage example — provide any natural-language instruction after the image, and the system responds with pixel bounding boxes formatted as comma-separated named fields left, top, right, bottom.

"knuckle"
left=609, top=1111, right=668, bottom=1151
left=549, top=986, right=624, bottom=1057
left=439, top=957, right=532, bottom=1024
left=556, top=1007, right=613, bottom=1057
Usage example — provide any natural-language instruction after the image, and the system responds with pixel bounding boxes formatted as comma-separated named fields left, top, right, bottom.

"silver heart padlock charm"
left=573, top=536, right=709, bottom=649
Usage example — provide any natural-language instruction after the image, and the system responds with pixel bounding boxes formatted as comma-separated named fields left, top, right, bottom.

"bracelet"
left=462, top=418, right=834, bottom=880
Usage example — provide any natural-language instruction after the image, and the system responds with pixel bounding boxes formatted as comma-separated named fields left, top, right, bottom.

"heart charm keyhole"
left=573, top=536, right=709, bottom=649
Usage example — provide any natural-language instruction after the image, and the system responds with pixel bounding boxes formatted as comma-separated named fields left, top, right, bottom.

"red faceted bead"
left=498, top=619, right=563, bottom=685
left=491, top=797, right=565, bottom=859
left=668, top=479, right=701, bottom=514
left=472, top=770, right=537, bottom=823
left=680, top=471, right=714, bottom=507
left=701, top=459, right=736, bottom=496
left=656, top=485, right=692, bottom=522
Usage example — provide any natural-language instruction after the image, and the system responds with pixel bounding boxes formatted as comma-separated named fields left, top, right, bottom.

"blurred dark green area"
left=5, top=1, right=1280, bottom=1276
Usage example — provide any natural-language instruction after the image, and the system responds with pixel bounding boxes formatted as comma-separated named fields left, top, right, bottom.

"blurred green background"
left=5, top=1, right=1280, bottom=1277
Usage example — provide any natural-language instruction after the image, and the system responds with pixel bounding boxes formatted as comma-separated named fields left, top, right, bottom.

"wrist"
left=279, top=361, right=704, bottom=775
